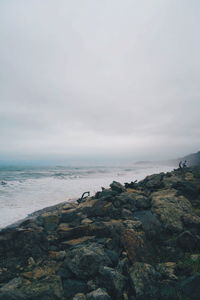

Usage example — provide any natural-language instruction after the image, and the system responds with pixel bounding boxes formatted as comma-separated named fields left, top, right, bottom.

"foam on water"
left=0, top=164, right=173, bottom=228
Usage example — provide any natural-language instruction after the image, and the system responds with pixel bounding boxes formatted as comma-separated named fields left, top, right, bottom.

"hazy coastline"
left=0, top=163, right=173, bottom=229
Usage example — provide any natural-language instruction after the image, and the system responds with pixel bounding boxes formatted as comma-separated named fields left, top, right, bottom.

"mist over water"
left=0, top=163, right=173, bottom=229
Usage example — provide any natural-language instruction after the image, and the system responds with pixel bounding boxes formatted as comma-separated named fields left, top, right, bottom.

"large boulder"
left=139, top=173, right=165, bottom=191
left=121, top=229, right=147, bottom=263
left=61, top=243, right=112, bottom=280
left=134, top=211, right=163, bottom=238
left=98, top=266, right=126, bottom=298
left=129, top=262, right=160, bottom=299
left=151, top=189, right=192, bottom=232
left=0, top=227, right=48, bottom=259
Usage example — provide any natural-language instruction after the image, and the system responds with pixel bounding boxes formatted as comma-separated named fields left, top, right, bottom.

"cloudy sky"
left=0, top=0, right=199, bottom=163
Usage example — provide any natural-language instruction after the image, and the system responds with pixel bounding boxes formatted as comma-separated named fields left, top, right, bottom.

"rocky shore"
left=0, top=167, right=200, bottom=300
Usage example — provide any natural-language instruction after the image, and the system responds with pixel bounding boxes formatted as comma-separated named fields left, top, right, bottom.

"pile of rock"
left=0, top=167, right=200, bottom=299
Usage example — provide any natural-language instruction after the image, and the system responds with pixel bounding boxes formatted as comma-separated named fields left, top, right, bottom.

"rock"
left=105, top=249, right=119, bottom=265
left=135, top=195, right=151, bottom=209
left=60, top=208, right=80, bottom=223
left=115, top=192, right=136, bottom=208
left=181, top=213, right=200, bottom=229
left=151, top=189, right=192, bottom=232
left=110, top=181, right=126, bottom=193
left=22, top=262, right=58, bottom=280
left=63, top=279, right=87, bottom=299
left=62, top=202, right=78, bottom=210
left=156, top=262, right=177, bottom=280
left=172, top=180, right=199, bottom=201
left=98, top=266, right=126, bottom=297
left=57, top=222, right=71, bottom=232
left=87, top=280, right=97, bottom=291
left=121, top=229, right=147, bottom=263
left=134, top=211, right=162, bottom=238
left=95, top=188, right=118, bottom=201
left=48, top=250, right=66, bottom=261
left=117, top=257, right=128, bottom=274
left=0, top=277, right=22, bottom=291
left=1, top=167, right=200, bottom=299
left=20, top=275, right=63, bottom=299
left=0, top=291, right=26, bottom=300
left=87, top=288, right=111, bottom=300
left=129, top=262, right=160, bottom=299
left=85, top=201, right=120, bottom=219
left=139, top=173, right=164, bottom=191
left=73, top=293, right=86, bottom=300
left=61, top=243, right=112, bottom=279
left=190, top=254, right=200, bottom=262
left=78, top=199, right=99, bottom=215
left=176, top=231, right=198, bottom=251
left=162, top=174, right=182, bottom=188
left=121, top=208, right=134, bottom=219
left=180, top=273, right=200, bottom=299
left=61, top=236, right=95, bottom=248
left=122, top=219, right=143, bottom=231
left=41, top=212, right=59, bottom=231
left=81, top=218, right=93, bottom=225
left=0, top=228, right=49, bottom=259
left=27, top=257, right=35, bottom=266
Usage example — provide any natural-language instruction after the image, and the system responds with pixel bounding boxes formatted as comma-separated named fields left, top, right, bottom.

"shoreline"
left=0, top=164, right=174, bottom=229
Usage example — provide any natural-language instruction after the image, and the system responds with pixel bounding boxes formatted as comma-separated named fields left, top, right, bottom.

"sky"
left=0, top=0, right=199, bottom=164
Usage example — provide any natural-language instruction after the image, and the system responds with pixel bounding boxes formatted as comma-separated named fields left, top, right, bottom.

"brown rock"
left=61, top=236, right=95, bottom=247
left=121, top=229, right=146, bottom=263
left=22, top=262, right=58, bottom=280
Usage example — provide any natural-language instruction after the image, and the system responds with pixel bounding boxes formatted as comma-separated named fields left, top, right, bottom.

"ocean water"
left=0, top=164, right=173, bottom=229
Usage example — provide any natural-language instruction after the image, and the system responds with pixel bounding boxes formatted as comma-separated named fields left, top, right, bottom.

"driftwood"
left=77, top=191, right=90, bottom=203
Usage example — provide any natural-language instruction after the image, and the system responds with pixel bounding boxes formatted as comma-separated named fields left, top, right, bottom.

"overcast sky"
left=0, top=0, right=199, bottom=163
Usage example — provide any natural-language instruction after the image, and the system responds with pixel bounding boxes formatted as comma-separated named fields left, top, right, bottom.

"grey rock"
left=0, top=277, right=22, bottom=291
left=121, top=208, right=134, bottom=219
left=129, top=262, right=160, bottom=299
left=62, top=243, right=112, bottom=279
left=176, top=230, right=198, bottom=251
left=180, top=273, right=200, bottom=299
left=139, top=173, right=164, bottom=191
left=98, top=266, right=126, bottom=297
left=115, top=192, right=136, bottom=207
left=110, top=181, right=126, bottom=193
left=60, top=208, right=80, bottom=223
left=63, top=279, right=87, bottom=299
left=87, top=288, right=111, bottom=300
left=135, top=195, right=151, bottom=209
left=134, top=211, right=162, bottom=238
left=0, top=291, right=26, bottom=300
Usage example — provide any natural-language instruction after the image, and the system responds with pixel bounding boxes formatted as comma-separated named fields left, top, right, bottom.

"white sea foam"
left=0, top=164, right=173, bottom=229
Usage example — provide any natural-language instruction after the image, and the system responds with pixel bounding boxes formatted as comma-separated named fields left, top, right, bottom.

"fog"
left=0, top=0, right=199, bottom=164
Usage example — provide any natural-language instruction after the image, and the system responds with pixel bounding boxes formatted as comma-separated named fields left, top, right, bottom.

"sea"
left=0, top=163, right=174, bottom=229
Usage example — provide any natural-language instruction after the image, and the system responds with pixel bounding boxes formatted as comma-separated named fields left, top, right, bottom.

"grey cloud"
left=0, top=0, right=199, bottom=162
